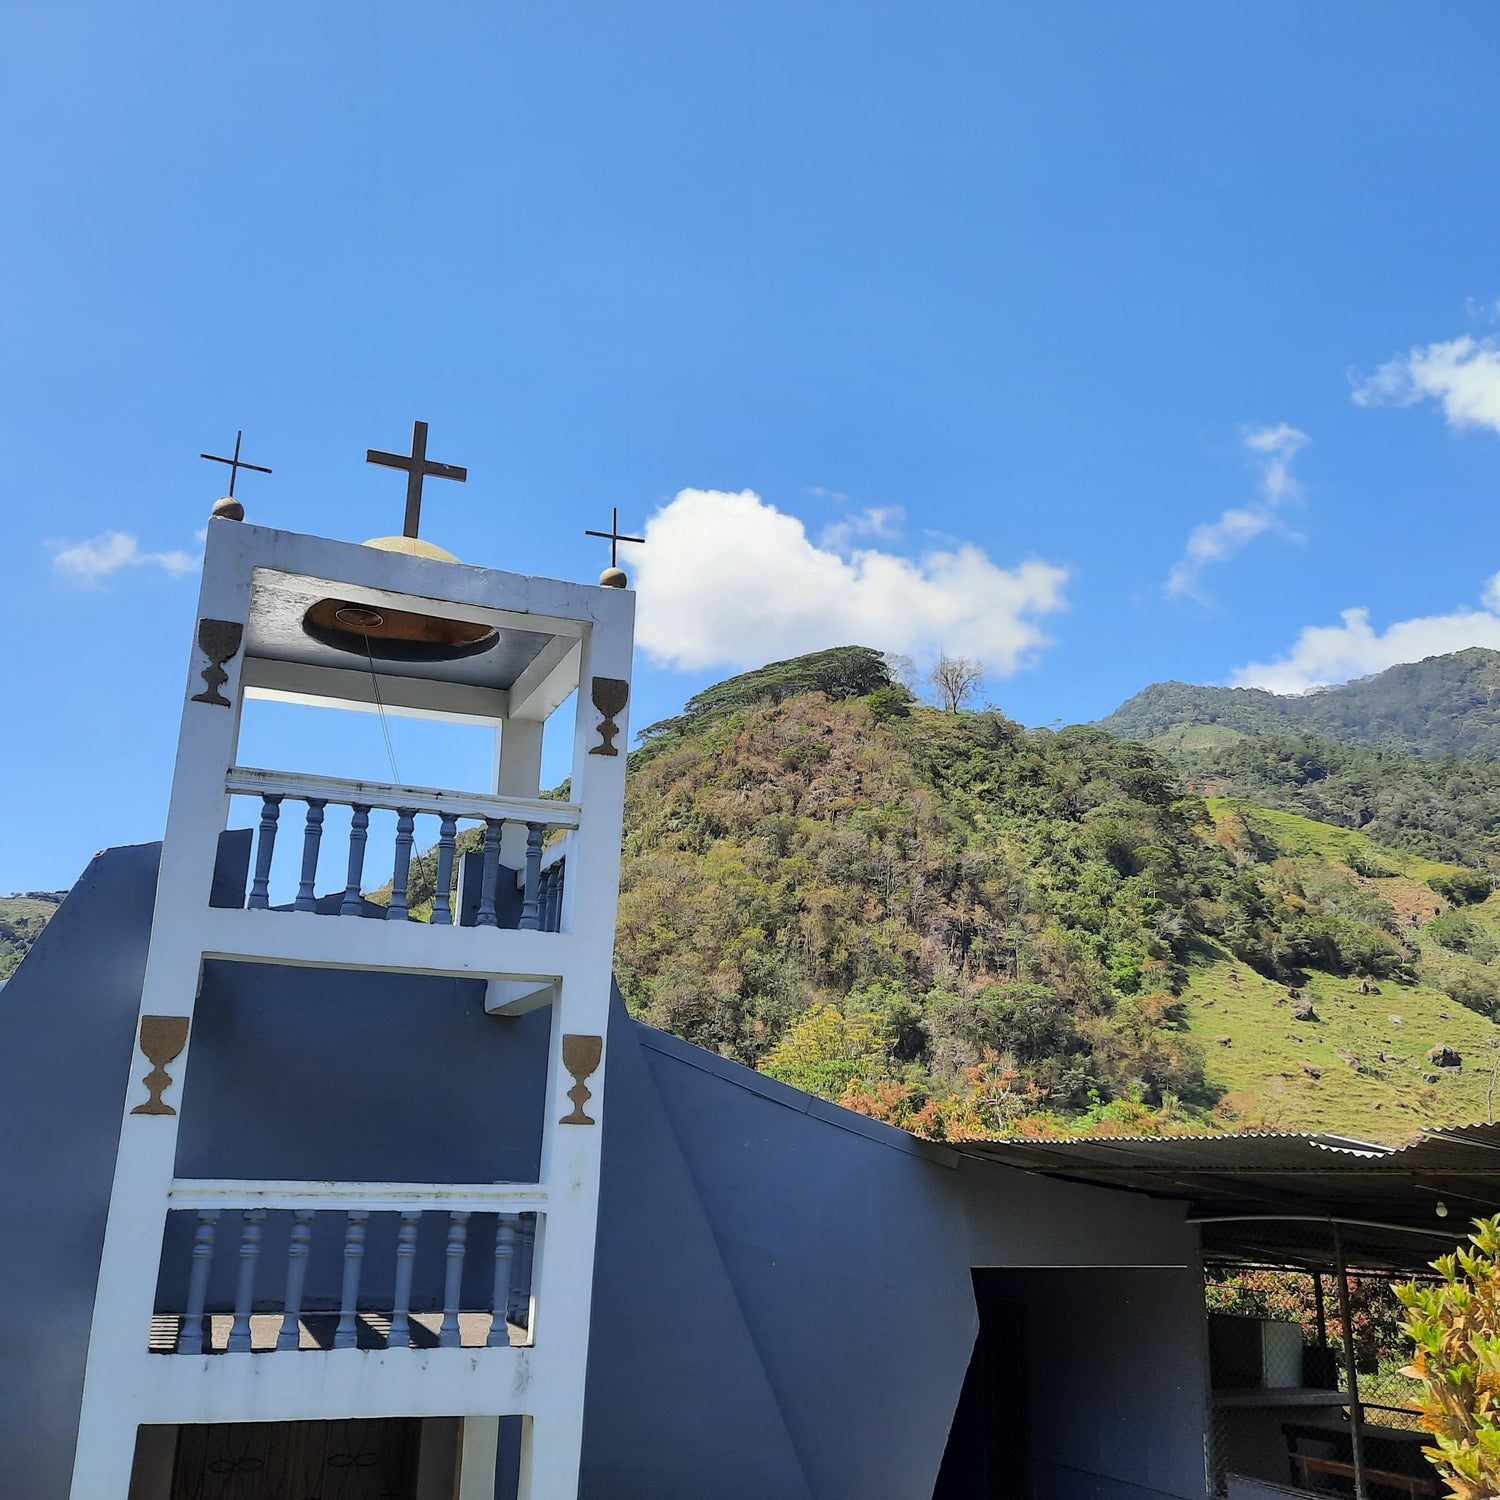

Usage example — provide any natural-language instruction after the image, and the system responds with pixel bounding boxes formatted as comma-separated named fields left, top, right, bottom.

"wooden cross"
left=585, top=506, right=644, bottom=568
left=200, top=430, right=272, bottom=498
left=366, top=420, right=468, bottom=539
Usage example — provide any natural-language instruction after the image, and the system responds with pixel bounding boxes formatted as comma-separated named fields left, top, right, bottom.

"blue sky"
left=4, top=3, right=1500, bottom=890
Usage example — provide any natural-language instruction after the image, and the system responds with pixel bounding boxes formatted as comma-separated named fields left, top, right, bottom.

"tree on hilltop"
left=930, top=652, right=986, bottom=713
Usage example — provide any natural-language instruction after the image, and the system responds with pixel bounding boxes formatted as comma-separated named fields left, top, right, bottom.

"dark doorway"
left=168, top=1417, right=421, bottom=1499
left=932, top=1270, right=1032, bottom=1500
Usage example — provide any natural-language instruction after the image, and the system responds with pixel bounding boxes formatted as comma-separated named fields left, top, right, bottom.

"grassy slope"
left=1148, top=724, right=1252, bottom=755
left=0, top=894, right=64, bottom=980
left=1185, top=801, right=1500, bottom=1140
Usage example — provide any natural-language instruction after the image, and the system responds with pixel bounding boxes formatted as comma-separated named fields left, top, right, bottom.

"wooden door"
left=169, top=1418, right=421, bottom=1500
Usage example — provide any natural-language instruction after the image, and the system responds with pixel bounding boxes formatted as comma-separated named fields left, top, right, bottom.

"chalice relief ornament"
left=589, top=677, right=629, bottom=757
left=560, top=1034, right=604, bottom=1125
left=190, top=619, right=244, bottom=708
left=132, top=1016, right=190, bottom=1116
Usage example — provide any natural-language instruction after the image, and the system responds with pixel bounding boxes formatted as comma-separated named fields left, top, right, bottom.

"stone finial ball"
left=599, top=566, right=628, bottom=588
left=211, top=496, right=245, bottom=522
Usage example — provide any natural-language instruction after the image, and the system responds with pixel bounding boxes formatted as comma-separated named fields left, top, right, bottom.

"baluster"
left=476, top=819, right=502, bottom=927
left=539, top=869, right=554, bottom=932
left=387, top=810, right=415, bottom=921
left=389, top=1210, right=421, bottom=1349
left=293, top=799, right=327, bottom=912
left=247, top=795, right=283, bottom=909
left=179, top=1210, right=220, bottom=1355
left=519, top=824, right=545, bottom=930
left=509, top=1215, right=536, bottom=1329
left=431, top=815, right=458, bottom=926
left=488, top=1214, right=519, bottom=1347
left=334, top=1211, right=369, bottom=1350
left=554, top=863, right=565, bottom=932
left=340, top=804, right=370, bottom=916
left=438, top=1211, right=471, bottom=1348
left=227, top=1208, right=266, bottom=1352
left=277, top=1209, right=316, bottom=1351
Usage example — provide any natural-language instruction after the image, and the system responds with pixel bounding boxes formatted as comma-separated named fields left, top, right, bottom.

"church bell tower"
left=69, top=426, right=635, bottom=1499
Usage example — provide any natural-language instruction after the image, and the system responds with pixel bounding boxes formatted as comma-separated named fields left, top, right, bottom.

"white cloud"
left=631, top=488, right=1068, bottom=674
left=1165, top=508, right=1276, bottom=598
left=1165, top=424, right=1309, bottom=600
left=1352, top=335, right=1500, bottom=433
left=1231, top=574, right=1500, bottom=694
left=50, top=530, right=199, bottom=586
left=819, top=504, right=905, bottom=552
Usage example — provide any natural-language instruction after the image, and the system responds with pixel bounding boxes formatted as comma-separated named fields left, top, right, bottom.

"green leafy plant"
left=762, top=1002, right=895, bottom=1099
left=1432, top=871, right=1499, bottom=908
left=1397, top=1217, right=1500, bottom=1499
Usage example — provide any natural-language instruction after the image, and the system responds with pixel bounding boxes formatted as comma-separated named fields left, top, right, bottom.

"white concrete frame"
left=70, top=519, right=634, bottom=1500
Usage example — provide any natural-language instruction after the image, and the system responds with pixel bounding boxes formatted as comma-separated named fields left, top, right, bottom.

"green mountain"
left=613, top=648, right=1500, bottom=1142
left=1099, top=647, right=1500, bottom=759
left=1096, top=650, right=1500, bottom=869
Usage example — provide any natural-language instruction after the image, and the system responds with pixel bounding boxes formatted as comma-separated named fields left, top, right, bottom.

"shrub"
left=762, top=1002, right=895, bottom=1100
left=866, top=684, right=913, bottom=721
left=1346, top=846, right=1398, bottom=879
left=1431, top=871, right=1497, bottom=907
left=1397, top=1217, right=1500, bottom=1500
left=1428, top=912, right=1499, bottom=963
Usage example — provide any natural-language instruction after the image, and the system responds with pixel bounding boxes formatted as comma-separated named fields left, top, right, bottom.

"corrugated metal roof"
left=955, top=1123, right=1500, bottom=1271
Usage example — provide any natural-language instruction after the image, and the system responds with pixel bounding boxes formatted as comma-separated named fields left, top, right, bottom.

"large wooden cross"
left=366, top=420, right=468, bottom=538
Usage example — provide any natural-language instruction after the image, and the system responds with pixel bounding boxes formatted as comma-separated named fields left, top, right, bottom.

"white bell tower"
left=69, top=428, right=635, bottom=1499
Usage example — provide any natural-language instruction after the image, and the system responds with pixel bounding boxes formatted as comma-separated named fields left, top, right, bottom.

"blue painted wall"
left=614, top=1026, right=1208, bottom=1500
left=1018, top=1268, right=1211, bottom=1500
left=0, top=844, right=1208, bottom=1500
left=176, top=960, right=549, bottom=1184
left=0, top=844, right=159, bottom=1500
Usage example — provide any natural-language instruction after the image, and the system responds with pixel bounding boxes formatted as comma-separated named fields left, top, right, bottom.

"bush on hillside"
left=866, top=684, right=913, bottom=721
left=1430, top=870, right=1497, bottom=907
left=1428, top=911, right=1499, bottom=964
left=1422, top=961, right=1500, bottom=1019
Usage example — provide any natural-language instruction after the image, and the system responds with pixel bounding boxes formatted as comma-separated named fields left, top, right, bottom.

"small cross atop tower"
left=585, top=506, right=644, bottom=588
left=366, top=420, right=468, bottom=539
left=201, top=430, right=272, bottom=515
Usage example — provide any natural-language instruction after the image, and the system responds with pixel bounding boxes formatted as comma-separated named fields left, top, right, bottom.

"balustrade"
left=156, top=1190, right=541, bottom=1355
left=224, top=768, right=575, bottom=932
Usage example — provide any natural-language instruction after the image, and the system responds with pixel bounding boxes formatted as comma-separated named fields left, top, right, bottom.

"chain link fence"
left=1202, top=1218, right=1440, bottom=1499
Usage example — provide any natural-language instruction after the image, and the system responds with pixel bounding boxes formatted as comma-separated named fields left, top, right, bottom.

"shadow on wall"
left=936, top=1268, right=1210, bottom=1500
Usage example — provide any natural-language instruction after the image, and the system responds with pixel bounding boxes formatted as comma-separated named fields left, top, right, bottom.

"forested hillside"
left=1161, top=733, right=1500, bottom=869
left=1100, top=648, right=1500, bottom=759
left=611, top=649, right=1500, bottom=1143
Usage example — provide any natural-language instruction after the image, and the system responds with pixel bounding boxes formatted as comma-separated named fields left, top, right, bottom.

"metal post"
left=1332, top=1225, right=1369, bottom=1500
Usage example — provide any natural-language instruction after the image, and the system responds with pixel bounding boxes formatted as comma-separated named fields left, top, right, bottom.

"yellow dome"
left=362, top=535, right=460, bottom=564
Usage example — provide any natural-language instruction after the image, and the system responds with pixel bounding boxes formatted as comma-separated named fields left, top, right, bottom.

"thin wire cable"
left=360, top=633, right=443, bottom=912
left=362, top=633, right=402, bottom=785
